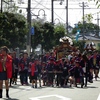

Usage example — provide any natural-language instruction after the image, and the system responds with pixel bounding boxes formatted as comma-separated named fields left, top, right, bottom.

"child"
left=69, top=59, right=84, bottom=88
left=30, top=59, right=38, bottom=88
left=41, top=62, right=47, bottom=86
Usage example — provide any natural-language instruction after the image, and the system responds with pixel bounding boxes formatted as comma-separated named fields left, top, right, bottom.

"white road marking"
left=22, top=87, right=32, bottom=91
left=29, top=94, right=71, bottom=100
left=97, top=94, right=100, bottom=100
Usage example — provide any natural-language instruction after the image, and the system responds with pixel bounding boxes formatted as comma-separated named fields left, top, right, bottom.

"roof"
left=78, top=35, right=100, bottom=41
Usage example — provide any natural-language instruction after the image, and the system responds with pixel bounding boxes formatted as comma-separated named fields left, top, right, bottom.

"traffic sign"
left=31, top=27, right=34, bottom=35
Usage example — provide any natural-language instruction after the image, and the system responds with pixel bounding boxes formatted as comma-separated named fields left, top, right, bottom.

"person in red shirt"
left=0, top=46, right=12, bottom=98
left=30, top=59, right=39, bottom=88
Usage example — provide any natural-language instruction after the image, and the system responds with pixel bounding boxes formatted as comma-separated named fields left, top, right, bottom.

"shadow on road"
left=2, top=98, right=19, bottom=100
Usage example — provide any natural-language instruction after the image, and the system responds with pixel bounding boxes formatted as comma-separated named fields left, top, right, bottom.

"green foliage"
left=73, top=40, right=86, bottom=52
left=88, top=0, right=100, bottom=8
left=0, top=12, right=27, bottom=49
left=54, top=24, right=65, bottom=46
left=84, top=14, right=93, bottom=23
left=31, top=21, right=43, bottom=49
left=32, top=21, right=55, bottom=51
left=42, top=22, right=55, bottom=51
left=72, top=22, right=99, bottom=34
left=31, top=21, right=65, bottom=51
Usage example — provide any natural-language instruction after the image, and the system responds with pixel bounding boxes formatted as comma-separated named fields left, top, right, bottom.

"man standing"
left=19, top=52, right=30, bottom=85
left=0, top=46, right=12, bottom=98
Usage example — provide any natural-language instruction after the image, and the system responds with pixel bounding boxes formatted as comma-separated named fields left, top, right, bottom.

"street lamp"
left=51, top=0, right=64, bottom=24
left=38, top=9, right=46, bottom=17
left=31, top=9, right=46, bottom=20
left=54, top=18, right=60, bottom=24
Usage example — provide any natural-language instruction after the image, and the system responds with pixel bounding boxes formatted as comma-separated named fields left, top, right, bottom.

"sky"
left=16, top=0, right=100, bottom=27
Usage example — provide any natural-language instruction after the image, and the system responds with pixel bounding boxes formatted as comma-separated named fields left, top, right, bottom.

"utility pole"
left=82, top=2, right=85, bottom=41
left=27, top=0, right=31, bottom=56
left=51, top=0, right=54, bottom=24
left=79, top=2, right=88, bottom=41
left=1, top=0, right=9, bottom=13
left=95, top=12, right=100, bottom=35
left=66, top=0, right=68, bottom=34
left=1, top=0, right=3, bottom=13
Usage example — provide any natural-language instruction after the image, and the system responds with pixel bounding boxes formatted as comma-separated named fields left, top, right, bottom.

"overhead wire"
left=31, top=0, right=44, bottom=11
left=33, top=0, right=66, bottom=22
left=17, top=0, right=99, bottom=23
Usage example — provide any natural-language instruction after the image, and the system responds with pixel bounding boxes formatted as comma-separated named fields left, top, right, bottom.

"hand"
left=0, top=59, right=4, bottom=63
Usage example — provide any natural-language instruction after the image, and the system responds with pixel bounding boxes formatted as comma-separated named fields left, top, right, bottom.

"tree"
left=54, top=24, right=65, bottom=46
left=88, top=0, right=100, bottom=8
left=72, top=21, right=99, bottom=35
left=0, top=12, right=27, bottom=49
left=31, top=21, right=43, bottom=50
left=3, top=0, right=18, bottom=13
left=73, top=40, right=86, bottom=52
left=31, top=21, right=66, bottom=52
left=42, top=22, right=55, bottom=51
left=84, top=14, right=93, bottom=23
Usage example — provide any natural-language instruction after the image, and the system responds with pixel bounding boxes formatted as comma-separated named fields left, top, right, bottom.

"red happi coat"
left=30, top=63, right=36, bottom=76
left=0, top=54, right=12, bottom=78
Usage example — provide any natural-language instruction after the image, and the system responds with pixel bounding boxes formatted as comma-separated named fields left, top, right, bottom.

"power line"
left=32, top=0, right=66, bottom=22
left=17, top=7, right=100, bottom=10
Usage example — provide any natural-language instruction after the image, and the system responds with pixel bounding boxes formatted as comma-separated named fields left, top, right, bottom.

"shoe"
left=15, top=82, right=17, bottom=85
left=32, top=85, right=34, bottom=88
left=70, top=84, right=72, bottom=87
left=0, top=89, right=2, bottom=98
left=75, top=84, right=77, bottom=87
left=6, top=89, right=9, bottom=98
left=6, top=94, right=9, bottom=98
left=35, top=85, right=37, bottom=88
left=81, top=85, right=83, bottom=88
left=88, top=80, right=93, bottom=83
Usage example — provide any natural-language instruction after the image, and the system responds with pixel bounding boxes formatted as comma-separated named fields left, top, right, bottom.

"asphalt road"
left=1, top=76, right=100, bottom=100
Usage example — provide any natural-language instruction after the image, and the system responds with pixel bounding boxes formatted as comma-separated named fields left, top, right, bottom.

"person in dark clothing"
left=54, top=60, right=63, bottom=87
left=61, top=59, right=70, bottom=87
left=41, top=62, right=47, bottom=86
left=46, top=58, right=55, bottom=86
left=80, top=54, right=91, bottom=87
left=70, top=59, right=84, bottom=88
left=10, top=52, right=19, bottom=86
left=90, top=50, right=100, bottom=81
left=19, top=52, right=30, bottom=85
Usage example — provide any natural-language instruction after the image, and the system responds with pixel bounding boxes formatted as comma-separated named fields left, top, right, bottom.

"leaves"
left=31, top=21, right=65, bottom=51
left=88, top=0, right=100, bottom=8
left=0, top=12, right=27, bottom=49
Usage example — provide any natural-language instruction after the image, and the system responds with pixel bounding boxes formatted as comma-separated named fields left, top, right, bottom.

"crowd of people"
left=0, top=46, right=100, bottom=98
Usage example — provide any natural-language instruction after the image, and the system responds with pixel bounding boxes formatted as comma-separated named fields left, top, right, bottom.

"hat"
left=34, top=58, right=39, bottom=61
left=50, top=58, right=55, bottom=61
left=56, top=60, right=60, bottom=63
left=42, top=62, right=46, bottom=65
left=0, top=46, right=9, bottom=53
left=75, top=58, right=80, bottom=63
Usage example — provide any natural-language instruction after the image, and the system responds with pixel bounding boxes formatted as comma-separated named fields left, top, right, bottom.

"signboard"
left=31, top=27, right=34, bottom=35
left=57, top=51, right=64, bottom=60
